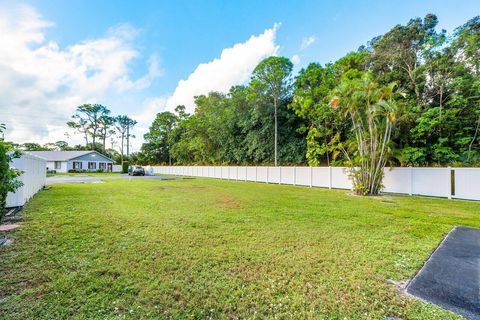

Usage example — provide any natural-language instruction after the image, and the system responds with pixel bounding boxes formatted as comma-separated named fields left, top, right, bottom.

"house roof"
left=27, top=151, right=113, bottom=162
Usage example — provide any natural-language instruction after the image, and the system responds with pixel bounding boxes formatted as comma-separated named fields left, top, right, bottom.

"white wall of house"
left=67, top=160, right=112, bottom=172
left=46, top=161, right=68, bottom=173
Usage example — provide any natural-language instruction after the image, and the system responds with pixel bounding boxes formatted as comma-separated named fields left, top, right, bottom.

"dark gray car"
left=130, top=166, right=145, bottom=176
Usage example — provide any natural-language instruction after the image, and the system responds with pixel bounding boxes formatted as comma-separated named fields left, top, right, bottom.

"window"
left=54, top=161, right=61, bottom=169
left=73, top=161, right=82, bottom=169
left=99, top=163, right=106, bottom=170
left=88, top=162, right=96, bottom=170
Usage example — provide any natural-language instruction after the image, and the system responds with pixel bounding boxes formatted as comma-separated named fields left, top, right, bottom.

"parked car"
left=131, top=166, right=145, bottom=176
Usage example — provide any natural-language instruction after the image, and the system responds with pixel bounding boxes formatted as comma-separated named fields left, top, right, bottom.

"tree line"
left=17, top=104, right=137, bottom=164
left=134, top=14, right=480, bottom=167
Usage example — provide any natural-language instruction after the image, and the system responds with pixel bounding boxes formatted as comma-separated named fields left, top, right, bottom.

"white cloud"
left=300, top=35, right=316, bottom=51
left=291, top=54, right=301, bottom=65
left=129, top=96, right=169, bottom=147
left=0, top=4, right=162, bottom=146
left=133, top=97, right=168, bottom=124
left=165, top=24, right=280, bottom=113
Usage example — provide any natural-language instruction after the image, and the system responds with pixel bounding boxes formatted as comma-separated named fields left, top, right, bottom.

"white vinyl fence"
left=151, top=166, right=480, bottom=201
left=6, top=153, right=46, bottom=207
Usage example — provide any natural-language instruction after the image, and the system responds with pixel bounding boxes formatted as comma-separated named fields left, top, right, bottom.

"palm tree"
left=331, top=73, right=404, bottom=195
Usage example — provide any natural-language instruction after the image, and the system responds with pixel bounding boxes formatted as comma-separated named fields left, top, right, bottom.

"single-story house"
left=28, top=151, right=115, bottom=173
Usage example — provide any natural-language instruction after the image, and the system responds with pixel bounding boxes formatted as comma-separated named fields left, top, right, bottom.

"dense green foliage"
left=2, top=177, right=480, bottom=318
left=0, top=126, right=23, bottom=218
left=137, top=15, right=480, bottom=166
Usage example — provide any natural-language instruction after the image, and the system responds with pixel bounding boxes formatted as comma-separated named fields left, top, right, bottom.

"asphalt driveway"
left=46, top=174, right=174, bottom=185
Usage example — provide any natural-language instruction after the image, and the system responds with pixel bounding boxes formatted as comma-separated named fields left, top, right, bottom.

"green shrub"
left=0, top=143, right=23, bottom=219
left=122, top=161, right=129, bottom=174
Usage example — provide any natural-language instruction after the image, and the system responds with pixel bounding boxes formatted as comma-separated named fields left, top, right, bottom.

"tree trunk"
left=120, top=134, right=124, bottom=164
left=126, top=126, right=130, bottom=158
left=468, top=115, right=480, bottom=161
left=168, top=144, right=172, bottom=165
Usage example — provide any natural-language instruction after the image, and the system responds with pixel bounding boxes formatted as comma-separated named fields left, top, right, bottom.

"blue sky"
left=29, top=0, right=479, bottom=93
left=1, top=0, right=478, bottom=149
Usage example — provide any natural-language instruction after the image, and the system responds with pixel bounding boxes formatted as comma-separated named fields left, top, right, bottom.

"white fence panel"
left=383, top=167, right=412, bottom=194
left=331, top=167, right=352, bottom=189
left=238, top=166, right=247, bottom=181
left=226, top=167, right=234, bottom=180
left=246, top=167, right=256, bottom=181
left=204, top=166, right=211, bottom=178
left=221, top=167, right=229, bottom=179
left=453, top=168, right=480, bottom=200
left=281, top=167, right=295, bottom=185
left=212, top=166, right=220, bottom=179
left=257, top=167, right=268, bottom=183
left=7, top=153, right=46, bottom=207
left=295, top=167, right=311, bottom=186
left=412, top=168, right=450, bottom=198
left=268, top=167, right=280, bottom=184
left=312, top=167, right=330, bottom=188
left=148, top=165, right=480, bottom=201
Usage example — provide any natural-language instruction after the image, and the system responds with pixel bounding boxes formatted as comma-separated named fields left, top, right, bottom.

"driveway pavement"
left=406, top=226, right=480, bottom=320
left=46, top=174, right=175, bottom=185
left=46, top=175, right=104, bottom=185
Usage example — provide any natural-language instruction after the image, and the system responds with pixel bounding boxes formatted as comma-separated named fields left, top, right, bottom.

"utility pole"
left=168, top=144, right=172, bottom=165
left=126, top=125, right=129, bottom=157
left=274, top=97, right=278, bottom=166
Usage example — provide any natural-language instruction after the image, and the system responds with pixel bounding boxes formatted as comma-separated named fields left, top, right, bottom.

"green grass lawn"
left=1, top=177, right=479, bottom=319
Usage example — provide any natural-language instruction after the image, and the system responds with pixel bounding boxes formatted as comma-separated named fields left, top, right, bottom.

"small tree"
left=115, top=116, right=137, bottom=163
left=98, top=115, right=115, bottom=153
left=331, top=73, right=404, bottom=195
left=68, top=104, right=111, bottom=150
left=0, top=125, right=23, bottom=219
left=250, top=56, right=293, bottom=166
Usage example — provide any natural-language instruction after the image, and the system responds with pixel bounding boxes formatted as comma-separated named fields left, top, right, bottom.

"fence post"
left=447, top=166, right=452, bottom=199
left=293, top=166, right=296, bottom=186
left=310, top=166, right=313, bottom=188
left=266, top=166, right=269, bottom=184
left=409, top=166, right=413, bottom=196
left=279, top=166, right=282, bottom=184
left=236, top=166, right=239, bottom=181
left=255, top=166, right=258, bottom=182
left=329, top=166, right=332, bottom=189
